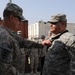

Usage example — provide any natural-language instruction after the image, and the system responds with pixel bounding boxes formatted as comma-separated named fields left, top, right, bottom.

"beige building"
left=28, top=20, right=50, bottom=39
left=67, top=23, right=75, bottom=35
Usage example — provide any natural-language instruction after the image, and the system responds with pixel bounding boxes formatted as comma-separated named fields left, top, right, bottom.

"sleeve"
left=69, top=41, right=75, bottom=74
left=22, top=39, right=43, bottom=48
left=15, top=36, right=43, bottom=48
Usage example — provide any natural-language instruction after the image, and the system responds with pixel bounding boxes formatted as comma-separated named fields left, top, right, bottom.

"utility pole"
left=9, top=0, right=12, bottom=3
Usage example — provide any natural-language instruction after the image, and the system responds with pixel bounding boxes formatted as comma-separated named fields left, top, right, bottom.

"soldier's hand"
left=41, top=39, right=52, bottom=45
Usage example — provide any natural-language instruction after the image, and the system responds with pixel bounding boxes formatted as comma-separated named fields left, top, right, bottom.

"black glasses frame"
left=14, top=16, right=21, bottom=22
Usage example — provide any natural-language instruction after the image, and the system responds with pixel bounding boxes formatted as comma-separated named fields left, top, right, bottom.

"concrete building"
left=28, top=21, right=75, bottom=39
left=28, top=20, right=50, bottom=39
left=67, top=23, right=75, bottom=35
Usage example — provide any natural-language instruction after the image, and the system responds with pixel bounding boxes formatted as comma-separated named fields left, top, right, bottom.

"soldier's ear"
left=61, top=21, right=66, bottom=28
left=9, top=15, right=14, bottom=22
left=61, top=21, right=64, bottom=25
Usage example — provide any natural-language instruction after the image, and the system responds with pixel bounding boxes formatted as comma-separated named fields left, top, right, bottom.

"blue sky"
left=0, top=0, right=75, bottom=24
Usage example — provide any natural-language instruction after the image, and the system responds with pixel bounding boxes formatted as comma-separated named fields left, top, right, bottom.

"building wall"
left=18, top=20, right=28, bottom=38
left=39, top=21, right=50, bottom=37
left=28, top=23, right=38, bottom=39
left=67, top=23, right=75, bottom=35
left=28, top=20, right=50, bottom=39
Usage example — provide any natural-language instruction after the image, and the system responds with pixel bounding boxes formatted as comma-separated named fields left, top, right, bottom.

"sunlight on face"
left=50, top=22, right=62, bottom=34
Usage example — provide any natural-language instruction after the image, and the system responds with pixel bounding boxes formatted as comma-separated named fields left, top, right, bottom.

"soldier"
left=29, top=38, right=39, bottom=74
left=41, top=13, right=75, bottom=75
left=0, top=3, right=42, bottom=75
left=39, top=35, right=47, bottom=75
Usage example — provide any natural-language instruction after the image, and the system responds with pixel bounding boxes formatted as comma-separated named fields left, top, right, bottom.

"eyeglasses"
left=14, top=16, right=21, bottom=22
left=50, top=22, right=58, bottom=25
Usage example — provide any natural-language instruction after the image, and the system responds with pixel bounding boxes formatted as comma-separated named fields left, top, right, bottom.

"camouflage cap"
left=49, top=13, right=66, bottom=23
left=4, top=3, right=25, bottom=21
left=41, top=35, right=45, bottom=39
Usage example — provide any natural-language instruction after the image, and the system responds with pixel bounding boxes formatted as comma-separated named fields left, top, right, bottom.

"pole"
left=9, top=0, right=12, bottom=3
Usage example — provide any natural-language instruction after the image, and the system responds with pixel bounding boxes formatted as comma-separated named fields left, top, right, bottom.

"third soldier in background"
left=30, top=38, right=39, bottom=75
left=39, top=35, right=47, bottom=75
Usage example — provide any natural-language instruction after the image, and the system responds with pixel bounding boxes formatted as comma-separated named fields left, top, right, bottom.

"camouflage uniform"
left=19, top=48, right=26, bottom=74
left=39, top=45, right=47, bottom=75
left=1, top=2, right=43, bottom=75
left=0, top=25, right=42, bottom=75
left=42, top=30, right=75, bottom=75
left=30, top=48, right=39, bottom=73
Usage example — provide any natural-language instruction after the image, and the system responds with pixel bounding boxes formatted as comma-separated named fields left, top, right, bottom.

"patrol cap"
left=41, top=35, right=45, bottom=39
left=48, top=13, right=66, bottom=23
left=4, top=3, right=25, bottom=21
